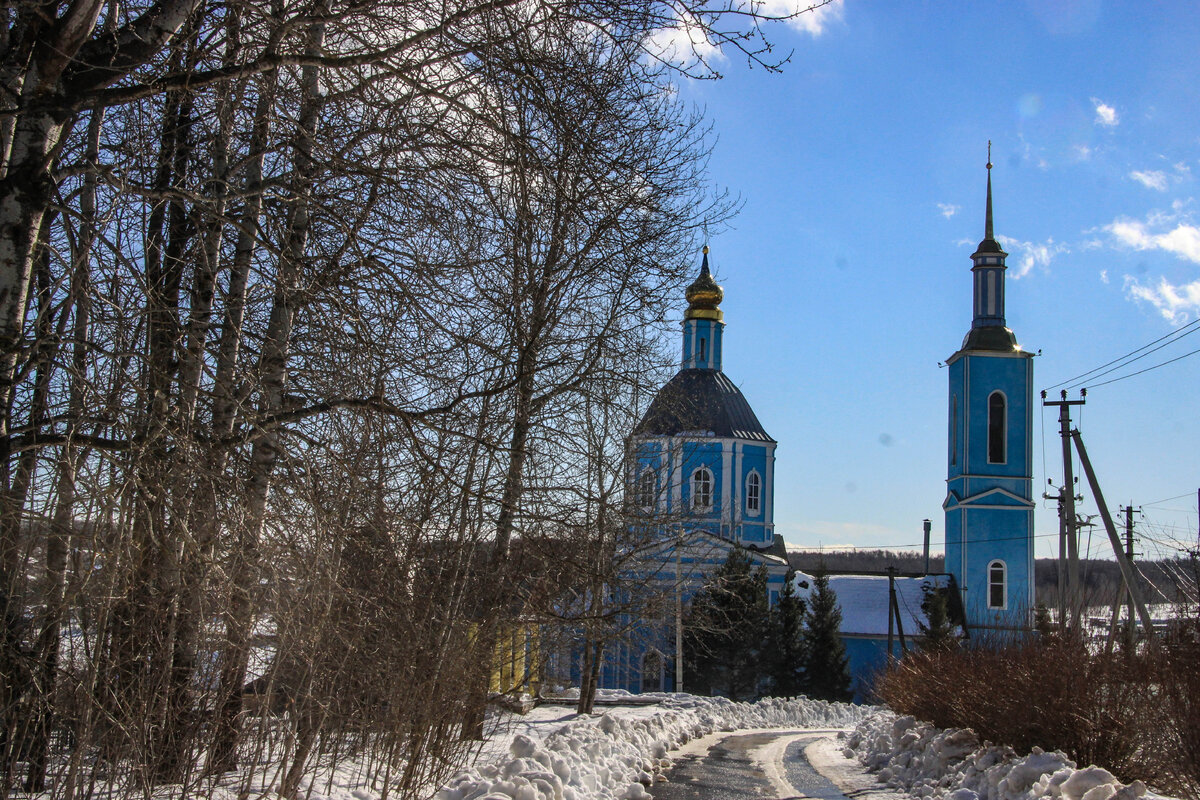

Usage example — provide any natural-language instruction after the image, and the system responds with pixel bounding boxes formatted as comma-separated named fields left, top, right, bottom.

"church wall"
left=960, top=354, right=1033, bottom=484
left=958, top=505, right=1034, bottom=631
left=946, top=350, right=1034, bottom=634
left=735, top=443, right=771, bottom=544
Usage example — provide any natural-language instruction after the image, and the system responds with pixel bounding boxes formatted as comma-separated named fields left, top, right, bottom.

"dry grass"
left=876, top=622, right=1200, bottom=800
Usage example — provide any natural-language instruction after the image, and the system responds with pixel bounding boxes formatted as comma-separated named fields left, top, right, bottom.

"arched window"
left=951, top=394, right=958, bottom=466
left=988, top=391, right=1007, bottom=464
left=988, top=560, right=1007, bottom=609
left=691, top=468, right=713, bottom=511
left=745, top=471, right=761, bottom=516
left=637, top=469, right=657, bottom=511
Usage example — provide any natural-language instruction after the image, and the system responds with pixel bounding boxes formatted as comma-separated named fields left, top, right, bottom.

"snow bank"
left=842, top=710, right=1175, bottom=800
left=436, top=694, right=871, bottom=800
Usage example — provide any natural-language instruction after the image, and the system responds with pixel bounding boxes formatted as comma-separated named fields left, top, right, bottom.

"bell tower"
left=943, top=150, right=1036, bottom=634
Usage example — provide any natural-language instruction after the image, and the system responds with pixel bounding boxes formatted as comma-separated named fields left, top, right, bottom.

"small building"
left=791, top=571, right=960, bottom=700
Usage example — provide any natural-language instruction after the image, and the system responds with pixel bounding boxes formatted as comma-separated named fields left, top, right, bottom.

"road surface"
left=649, top=730, right=868, bottom=800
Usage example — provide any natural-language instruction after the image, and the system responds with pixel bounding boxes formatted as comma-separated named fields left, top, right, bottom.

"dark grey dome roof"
left=961, top=325, right=1019, bottom=352
left=634, top=369, right=774, bottom=443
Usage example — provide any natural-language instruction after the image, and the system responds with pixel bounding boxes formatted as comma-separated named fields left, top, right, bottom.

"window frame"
left=987, top=559, right=1007, bottom=610
left=691, top=467, right=713, bottom=512
left=745, top=470, right=761, bottom=516
left=987, top=390, right=1007, bottom=465
left=951, top=393, right=958, bottom=466
left=636, top=468, right=657, bottom=511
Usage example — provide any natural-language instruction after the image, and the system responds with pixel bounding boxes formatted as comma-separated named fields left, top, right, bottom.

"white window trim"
left=745, top=470, right=762, bottom=517
left=637, top=467, right=657, bottom=511
left=691, top=467, right=714, bottom=512
left=987, top=559, right=1007, bottom=610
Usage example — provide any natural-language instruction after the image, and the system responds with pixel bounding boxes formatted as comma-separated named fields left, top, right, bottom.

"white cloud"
left=1091, top=97, right=1119, bottom=126
left=1106, top=209, right=1200, bottom=323
left=646, top=0, right=839, bottom=67
left=1105, top=216, right=1200, bottom=264
left=996, top=235, right=1068, bottom=279
left=776, top=0, right=844, bottom=36
left=1123, top=275, right=1200, bottom=324
left=646, top=10, right=724, bottom=68
left=937, top=203, right=959, bottom=219
left=1129, top=169, right=1169, bottom=191
left=1074, top=144, right=1093, bottom=160
left=1100, top=269, right=1109, bottom=284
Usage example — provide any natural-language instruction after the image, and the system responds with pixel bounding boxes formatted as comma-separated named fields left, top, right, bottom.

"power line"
left=1043, top=318, right=1200, bottom=392
left=1085, top=344, right=1200, bottom=389
left=1142, top=491, right=1197, bottom=507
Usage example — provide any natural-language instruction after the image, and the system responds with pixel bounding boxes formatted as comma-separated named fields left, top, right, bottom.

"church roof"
left=792, top=573, right=953, bottom=637
left=633, top=368, right=774, bottom=443
left=960, top=325, right=1020, bottom=352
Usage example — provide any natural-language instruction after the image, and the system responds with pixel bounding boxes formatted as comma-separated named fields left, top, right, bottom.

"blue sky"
left=671, top=1, right=1200, bottom=561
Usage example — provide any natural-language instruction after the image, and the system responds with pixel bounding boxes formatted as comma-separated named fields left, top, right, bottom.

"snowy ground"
left=214, top=692, right=1179, bottom=800
left=841, top=710, right=1178, bottom=800
left=436, top=692, right=870, bottom=800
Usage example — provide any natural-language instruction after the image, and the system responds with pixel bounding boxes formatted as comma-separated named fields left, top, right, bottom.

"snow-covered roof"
left=791, top=572, right=950, bottom=637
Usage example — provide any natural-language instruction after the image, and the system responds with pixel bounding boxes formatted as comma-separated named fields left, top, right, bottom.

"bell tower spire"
left=964, top=145, right=1017, bottom=352
left=985, top=141, right=995, bottom=242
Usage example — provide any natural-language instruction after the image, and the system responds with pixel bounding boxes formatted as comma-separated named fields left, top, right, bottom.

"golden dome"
left=685, top=246, right=723, bottom=320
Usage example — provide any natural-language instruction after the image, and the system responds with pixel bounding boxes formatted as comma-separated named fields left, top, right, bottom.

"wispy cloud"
left=1100, top=269, right=1109, bottom=284
left=1106, top=207, right=1200, bottom=323
left=776, top=0, right=844, bottom=36
left=937, top=203, right=959, bottom=219
left=1130, top=170, right=1169, bottom=191
left=648, top=0, right=839, bottom=68
left=1105, top=216, right=1200, bottom=264
left=1091, top=97, right=1119, bottom=126
left=646, top=10, right=724, bottom=68
left=1073, top=144, right=1094, bottom=160
left=997, top=235, right=1069, bottom=279
left=1123, top=276, right=1200, bottom=324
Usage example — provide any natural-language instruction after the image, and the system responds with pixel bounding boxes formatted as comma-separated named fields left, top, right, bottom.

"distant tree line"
left=788, top=549, right=1185, bottom=610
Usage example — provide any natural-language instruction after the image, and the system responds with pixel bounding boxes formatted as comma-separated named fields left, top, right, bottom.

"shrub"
left=876, top=633, right=1198, bottom=798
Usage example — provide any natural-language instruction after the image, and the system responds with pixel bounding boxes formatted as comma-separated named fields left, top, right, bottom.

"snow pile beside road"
left=436, top=694, right=870, bottom=800
left=843, top=710, right=1174, bottom=800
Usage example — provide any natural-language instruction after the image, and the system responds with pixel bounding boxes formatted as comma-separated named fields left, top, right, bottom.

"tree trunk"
left=210, top=9, right=326, bottom=769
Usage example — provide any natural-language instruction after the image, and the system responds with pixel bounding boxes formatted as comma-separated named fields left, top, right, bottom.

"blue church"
left=559, top=159, right=1034, bottom=698
left=943, top=158, right=1036, bottom=634
left=583, top=248, right=792, bottom=693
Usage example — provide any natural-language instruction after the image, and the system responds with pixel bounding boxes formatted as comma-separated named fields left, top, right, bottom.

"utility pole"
left=1123, top=505, right=1137, bottom=648
left=675, top=531, right=683, bottom=692
left=1043, top=480, right=1068, bottom=629
left=923, top=519, right=931, bottom=575
left=1071, top=430, right=1156, bottom=639
left=1042, top=389, right=1086, bottom=633
left=886, top=566, right=895, bottom=662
